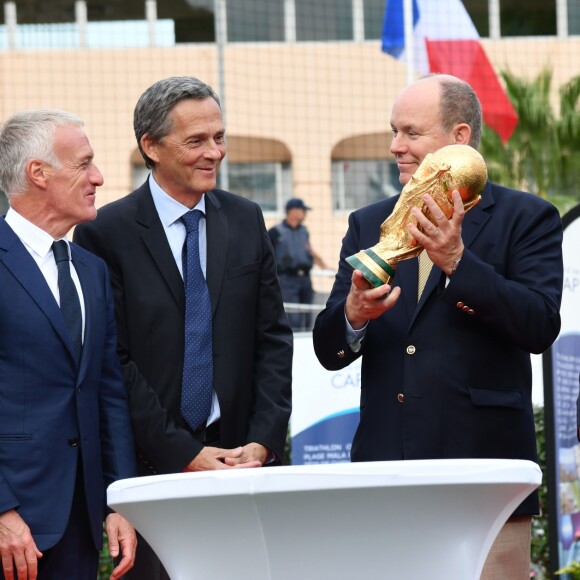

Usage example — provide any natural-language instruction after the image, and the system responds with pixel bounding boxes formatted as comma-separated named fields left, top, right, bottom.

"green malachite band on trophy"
left=365, top=249, right=396, bottom=279
left=345, top=255, right=384, bottom=288
left=346, top=250, right=396, bottom=288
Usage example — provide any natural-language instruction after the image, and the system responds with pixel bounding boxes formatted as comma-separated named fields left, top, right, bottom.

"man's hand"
left=223, top=443, right=269, bottom=466
left=408, top=190, right=465, bottom=275
left=345, top=270, right=401, bottom=329
left=183, top=446, right=262, bottom=472
left=0, top=509, right=42, bottom=580
left=105, top=513, right=137, bottom=580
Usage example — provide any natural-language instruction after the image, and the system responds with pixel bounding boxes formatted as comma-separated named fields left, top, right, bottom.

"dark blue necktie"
left=52, top=240, right=82, bottom=364
left=181, top=210, right=213, bottom=431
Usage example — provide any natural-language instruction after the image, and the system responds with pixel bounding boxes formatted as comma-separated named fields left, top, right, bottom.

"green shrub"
left=98, top=528, right=113, bottom=579
left=533, top=405, right=550, bottom=577
left=556, top=561, right=580, bottom=579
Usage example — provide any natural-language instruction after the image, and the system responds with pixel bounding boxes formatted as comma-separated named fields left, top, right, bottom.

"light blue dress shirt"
left=148, top=174, right=220, bottom=426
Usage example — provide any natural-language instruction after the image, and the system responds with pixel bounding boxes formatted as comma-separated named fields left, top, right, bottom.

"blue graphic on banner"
left=551, top=334, right=580, bottom=571
left=291, top=409, right=360, bottom=465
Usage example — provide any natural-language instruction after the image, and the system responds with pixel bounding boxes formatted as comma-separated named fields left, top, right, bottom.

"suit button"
left=406, top=345, right=416, bottom=355
left=68, top=438, right=80, bottom=447
left=468, top=309, right=475, bottom=315
left=337, top=349, right=345, bottom=359
left=397, top=393, right=405, bottom=403
left=462, top=305, right=470, bottom=312
left=456, top=302, right=464, bottom=308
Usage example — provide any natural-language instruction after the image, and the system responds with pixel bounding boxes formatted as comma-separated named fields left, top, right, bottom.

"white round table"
left=108, top=458, right=541, bottom=580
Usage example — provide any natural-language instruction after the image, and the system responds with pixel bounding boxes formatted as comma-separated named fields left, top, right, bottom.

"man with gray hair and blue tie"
left=74, top=76, right=293, bottom=579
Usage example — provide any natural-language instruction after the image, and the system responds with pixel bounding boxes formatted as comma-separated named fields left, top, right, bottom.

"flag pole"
left=403, top=0, right=414, bottom=84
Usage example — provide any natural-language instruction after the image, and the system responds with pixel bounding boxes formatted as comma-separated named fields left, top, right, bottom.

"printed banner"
left=545, top=204, right=580, bottom=577
left=290, top=333, right=361, bottom=465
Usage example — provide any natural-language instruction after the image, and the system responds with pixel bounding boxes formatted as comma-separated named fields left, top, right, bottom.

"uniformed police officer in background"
left=269, top=198, right=328, bottom=330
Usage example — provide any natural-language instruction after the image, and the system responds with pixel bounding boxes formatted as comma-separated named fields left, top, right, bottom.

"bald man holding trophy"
left=314, top=74, right=563, bottom=579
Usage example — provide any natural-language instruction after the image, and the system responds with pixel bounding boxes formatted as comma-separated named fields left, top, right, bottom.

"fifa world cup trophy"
left=346, top=144, right=488, bottom=287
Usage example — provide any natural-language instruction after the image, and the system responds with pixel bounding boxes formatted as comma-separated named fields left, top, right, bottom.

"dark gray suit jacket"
left=74, top=181, right=293, bottom=474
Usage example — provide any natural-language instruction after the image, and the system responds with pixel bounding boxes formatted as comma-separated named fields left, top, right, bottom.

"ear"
left=140, top=134, right=160, bottom=164
left=27, top=159, right=49, bottom=189
left=453, top=123, right=472, bottom=145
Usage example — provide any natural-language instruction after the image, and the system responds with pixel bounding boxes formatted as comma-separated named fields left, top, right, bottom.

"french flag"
left=382, top=0, right=518, bottom=143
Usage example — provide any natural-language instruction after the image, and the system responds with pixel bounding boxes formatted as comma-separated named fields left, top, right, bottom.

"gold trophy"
left=346, top=144, right=488, bottom=287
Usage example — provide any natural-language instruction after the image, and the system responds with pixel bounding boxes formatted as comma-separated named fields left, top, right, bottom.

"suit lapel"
left=0, top=219, right=76, bottom=359
left=459, top=181, right=494, bottom=247
left=72, top=247, right=93, bottom=379
left=204, top=190, right=227, bottom=316
left=136, top=185, right=185, bottom=310
left=394, top=258, right=419, bottom=319
left=132, top=185, right=230, bottom=317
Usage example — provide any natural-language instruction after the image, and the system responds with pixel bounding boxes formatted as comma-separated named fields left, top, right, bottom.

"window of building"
left=463, top=0, right=490, bottom=37
left=332, top=159, right=399, bottom=211
left=569, top=0, right=580, bottom=35
left=332, top=133, right=400, bottom=212
left=229, top=162, right=292, bottom=212
left=500, top=0, right=556, bottom=36
left=296, top=0, right=353, bottom=41
left=157, top=0, right=216, bottom=43
left=227, top=136, right=293, bottom=213
left=364, top=0, right=388, bottom=40
left=227, top=0, right=284, bottom=42
left=11, top=1, right=72, bottom=24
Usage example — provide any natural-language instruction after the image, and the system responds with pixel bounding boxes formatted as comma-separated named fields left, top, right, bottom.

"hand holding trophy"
left=346, top=144, right=488, bottom=287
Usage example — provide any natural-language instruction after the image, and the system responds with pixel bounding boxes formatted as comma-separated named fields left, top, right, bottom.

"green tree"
left=480, top=69, right=580, bottom=215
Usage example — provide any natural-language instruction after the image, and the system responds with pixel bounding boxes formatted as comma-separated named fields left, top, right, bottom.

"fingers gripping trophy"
left=346, top=144, right=488, bottom=287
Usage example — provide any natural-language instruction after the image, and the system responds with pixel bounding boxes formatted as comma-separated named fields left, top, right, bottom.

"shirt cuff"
left=345, top=310, right=367, bottom=353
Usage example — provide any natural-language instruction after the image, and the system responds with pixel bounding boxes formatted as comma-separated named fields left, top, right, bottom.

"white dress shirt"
left=5, top=208, right=85, bottom=341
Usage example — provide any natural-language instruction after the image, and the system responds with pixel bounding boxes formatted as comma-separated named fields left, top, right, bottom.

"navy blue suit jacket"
left=314, top=181, right=563, bottom=515
left=0, top=217, right=137, bottom=551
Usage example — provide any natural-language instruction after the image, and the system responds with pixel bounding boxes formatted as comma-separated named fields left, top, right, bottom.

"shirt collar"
left=148, top=174, right=207, bottom=227
left=4, top=208, right=67, bottom=258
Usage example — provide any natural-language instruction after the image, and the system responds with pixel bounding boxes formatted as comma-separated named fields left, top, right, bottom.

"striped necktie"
left=417, top=250, right=433, bottom=302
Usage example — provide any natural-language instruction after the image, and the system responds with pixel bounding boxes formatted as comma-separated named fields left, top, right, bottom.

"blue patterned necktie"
left=181, top=210, right=213, bottom=431
left=52, top=240, right=82, bottom=364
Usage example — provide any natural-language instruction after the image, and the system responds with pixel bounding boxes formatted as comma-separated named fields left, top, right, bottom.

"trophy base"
left=346, top=248, right=395, bottom=288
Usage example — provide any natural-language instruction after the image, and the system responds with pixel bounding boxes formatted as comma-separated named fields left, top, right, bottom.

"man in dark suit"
left=74, top=76, right=293, bottom=579
left=313, top=74, right=563, bottom=579
left=0, top=109, right=137, bottom=579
